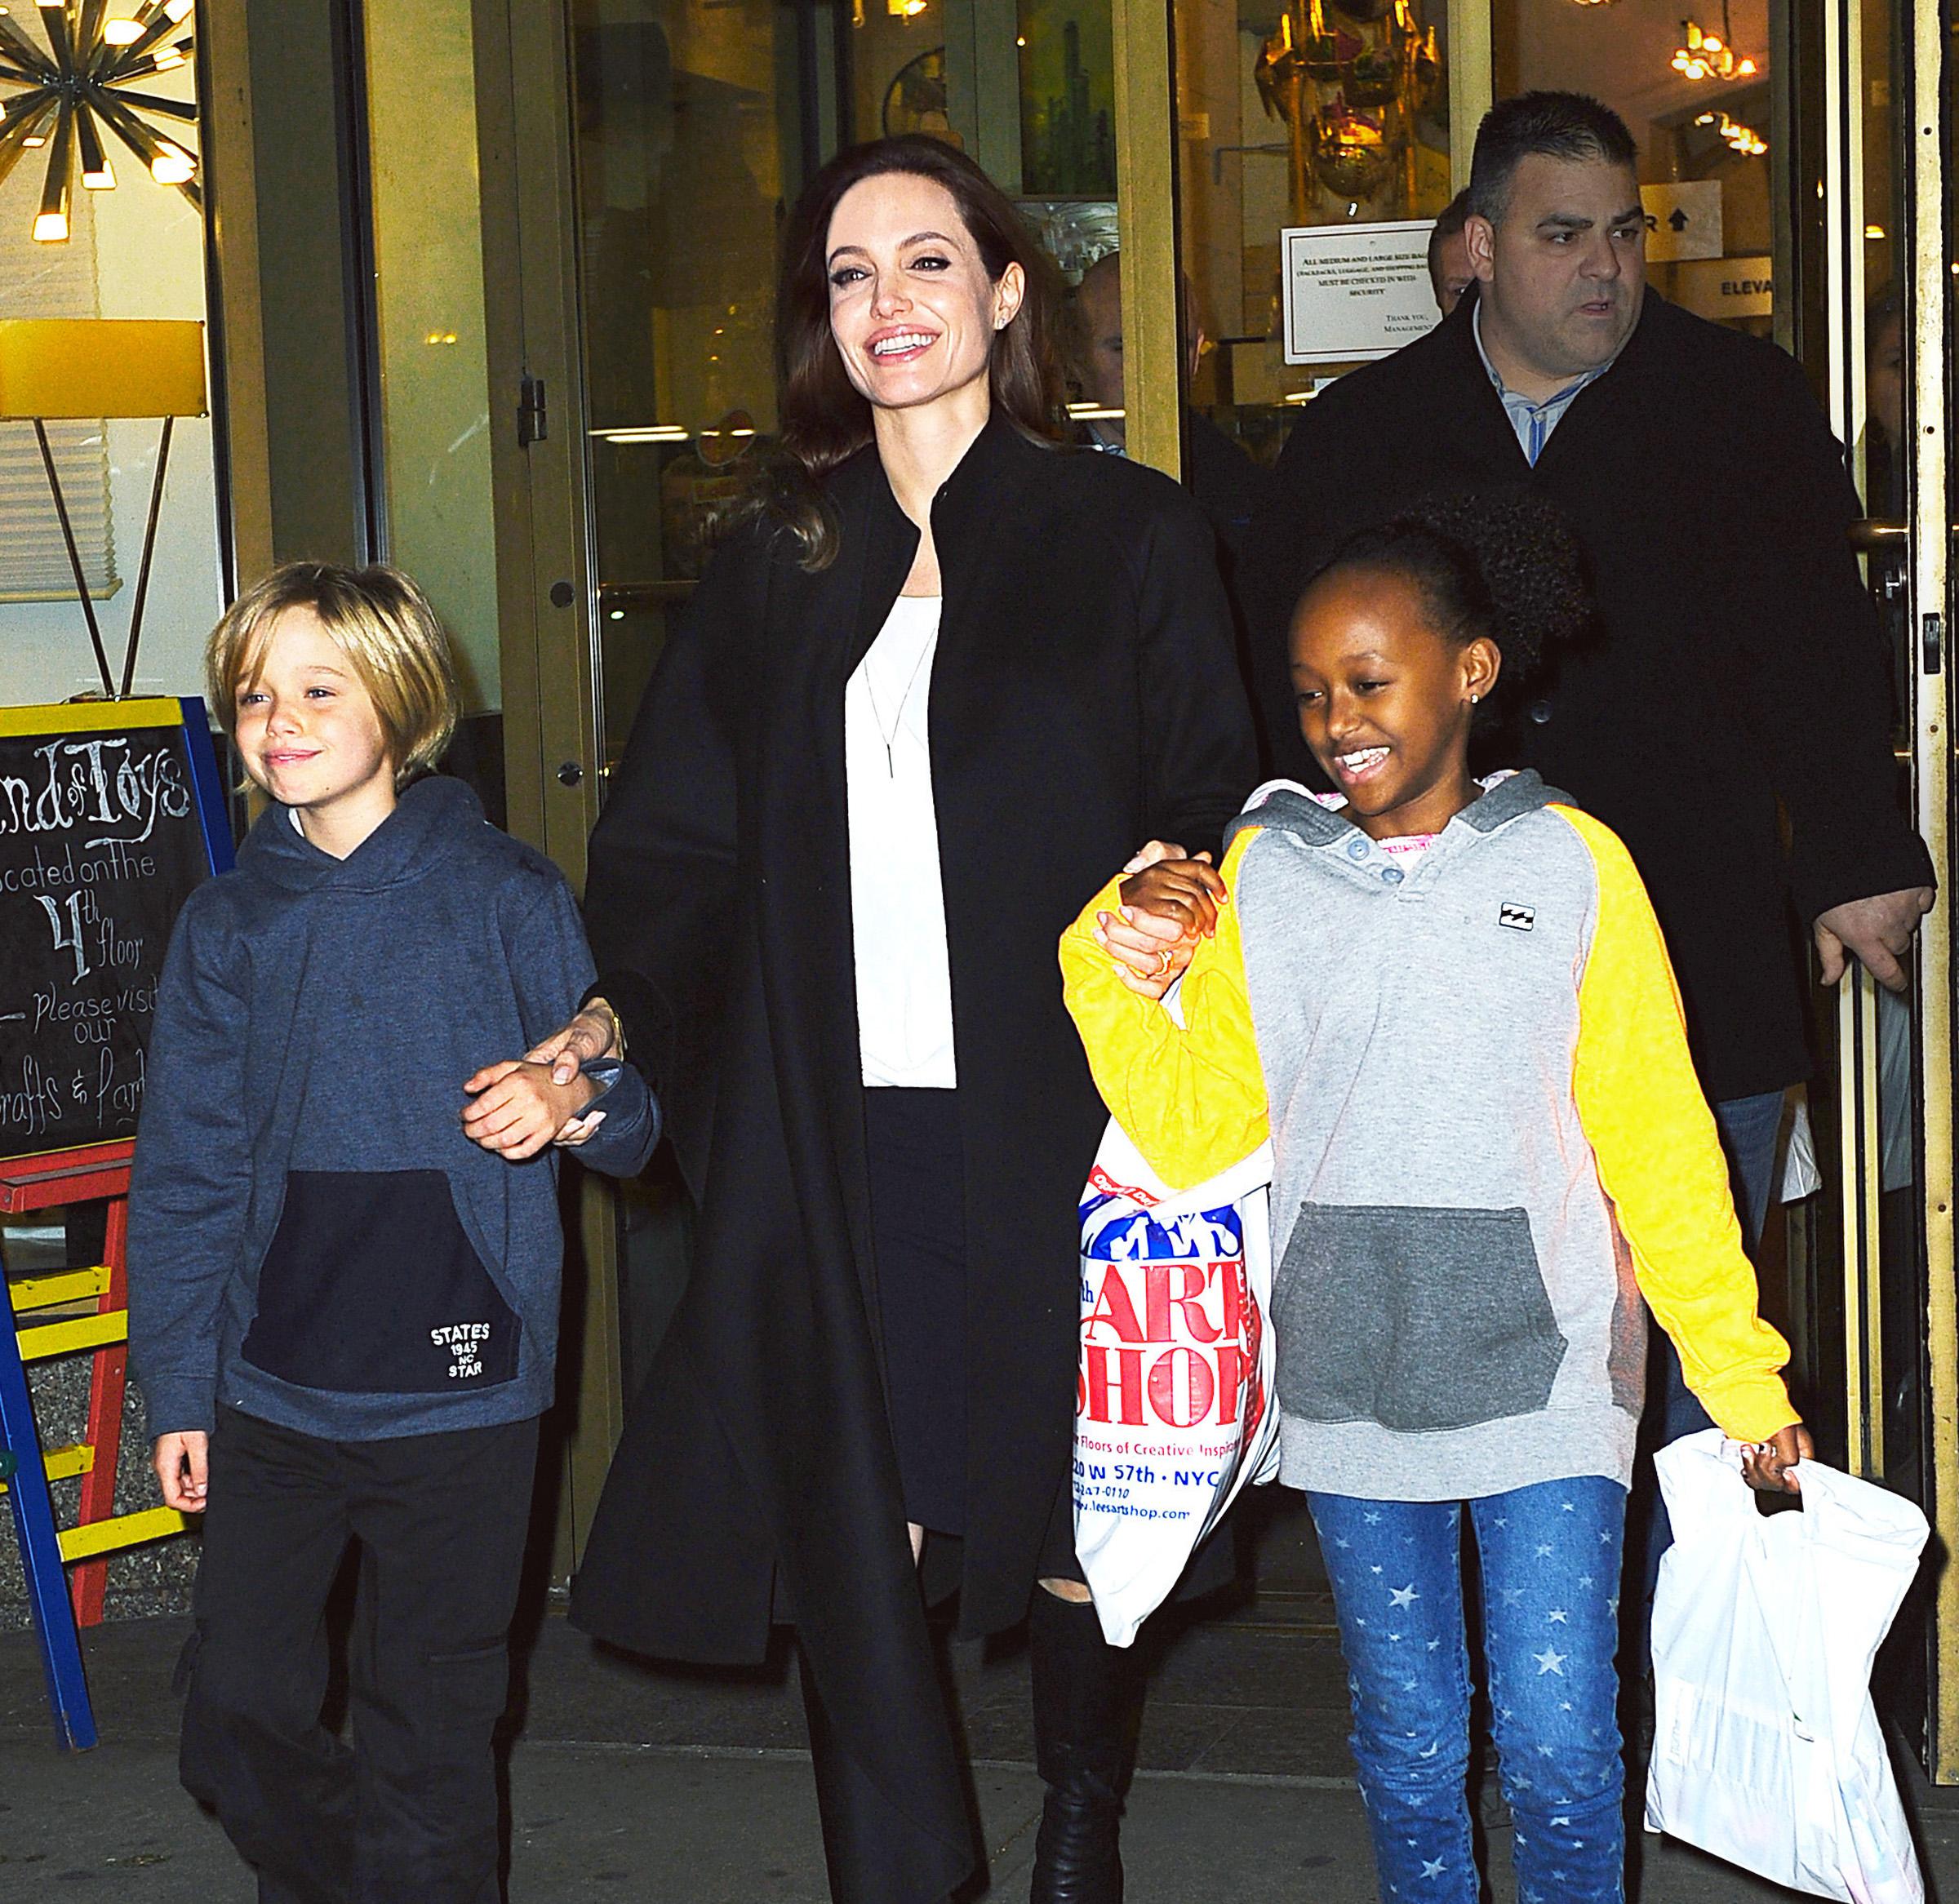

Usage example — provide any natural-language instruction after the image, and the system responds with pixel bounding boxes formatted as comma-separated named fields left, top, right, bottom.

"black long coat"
left=568, top=415, right=1257, bottom=1899
left=1242, top=290, right=1933, bottom=1103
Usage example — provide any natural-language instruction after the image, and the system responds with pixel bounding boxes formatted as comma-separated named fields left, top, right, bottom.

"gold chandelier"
left=1672, top=8, right=1758, bottom=83
left=1695, top=109, right=1765, bottom=157
left=0, top=0, right=200, bottom=245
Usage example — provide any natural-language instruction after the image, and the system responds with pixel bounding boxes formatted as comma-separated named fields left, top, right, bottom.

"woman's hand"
left=1740, top=1422, right=1813, bottom=1494
left=1094, top=851, right=1228, bottom=1001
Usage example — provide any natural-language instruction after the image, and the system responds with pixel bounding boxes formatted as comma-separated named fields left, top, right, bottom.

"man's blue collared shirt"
left=1473, top=301, right=1616, bottom=466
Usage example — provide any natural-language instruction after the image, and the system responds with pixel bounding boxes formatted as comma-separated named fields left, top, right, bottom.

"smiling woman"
left=537, top=133, right=1259, bottom=1904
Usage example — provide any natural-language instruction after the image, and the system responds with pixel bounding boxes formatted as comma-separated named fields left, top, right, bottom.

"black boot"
left=1028, top=1588, right=1141, bottom=1904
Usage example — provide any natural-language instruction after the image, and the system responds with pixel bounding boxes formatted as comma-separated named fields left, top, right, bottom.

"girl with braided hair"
left=1059, top=490, right=1809, bottom=1903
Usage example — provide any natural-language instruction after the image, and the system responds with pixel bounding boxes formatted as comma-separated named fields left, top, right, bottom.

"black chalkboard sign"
left=0, top=699, right=232, bottom=1161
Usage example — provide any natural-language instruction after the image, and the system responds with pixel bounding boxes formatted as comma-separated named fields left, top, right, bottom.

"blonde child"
left=129, top=562, right=655, bottom=1902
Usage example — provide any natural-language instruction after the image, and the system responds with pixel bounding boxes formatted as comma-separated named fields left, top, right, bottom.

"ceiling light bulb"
left=149, top=144, right=194, bottom=184
left=102, top=16, right=143, bottom=40
left=83, top=159, right=115, bottom=188
left=33, top=210, right=68, bottom=241
left=164, top=0, right=193, bottom=20
left=152, top=43, right=185, bottom=69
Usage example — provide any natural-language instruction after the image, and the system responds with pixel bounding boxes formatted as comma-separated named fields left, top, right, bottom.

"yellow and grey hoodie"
left=1059, top=770, right=1797, bottom=1502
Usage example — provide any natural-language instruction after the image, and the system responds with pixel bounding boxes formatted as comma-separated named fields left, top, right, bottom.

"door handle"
left=1849, top=517, right=1908, bottom=553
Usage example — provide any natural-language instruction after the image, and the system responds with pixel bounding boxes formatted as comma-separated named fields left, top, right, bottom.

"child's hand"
left=461, top=1060, right=598, bottom=1161
left=153, top=1431, right=208, bottom=1513
left=1094, top=856, right=1227, bottom=1000
left=1740, top=1422, right=1812, bottom=1494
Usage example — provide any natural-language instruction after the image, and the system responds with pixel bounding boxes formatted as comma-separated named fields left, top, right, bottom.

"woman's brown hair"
left=771, top=135, right=1068, bottom=568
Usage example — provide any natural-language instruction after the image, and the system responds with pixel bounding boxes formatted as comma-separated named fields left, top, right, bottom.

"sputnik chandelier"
left=0, top=0, right=199, bottom=245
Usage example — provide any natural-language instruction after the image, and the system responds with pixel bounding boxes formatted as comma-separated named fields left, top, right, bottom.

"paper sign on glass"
left=1282, top=220, right=1440, bottom=366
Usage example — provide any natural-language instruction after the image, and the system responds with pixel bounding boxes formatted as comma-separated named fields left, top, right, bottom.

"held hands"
left=1814, top=886, right=1935, bottom=992
left=153, top=1431, right=208, bottom=1513
left=1739, top=1422, right=1813, bottom=1495
left=460, top=1060, right=599, bottom=1161
left=461, top=1001, right=620, bottom=1154
left=1092, top=841, right=1228, bottom=1001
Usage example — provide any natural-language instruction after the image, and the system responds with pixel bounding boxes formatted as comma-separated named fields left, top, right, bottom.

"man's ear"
left=1464, top=214, right=1497, bottom=284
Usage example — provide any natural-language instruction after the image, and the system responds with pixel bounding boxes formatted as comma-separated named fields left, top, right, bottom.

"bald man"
left=1428, top=189, right=1474, bottom=316
left=1070, top=252, right=1273, bottom=737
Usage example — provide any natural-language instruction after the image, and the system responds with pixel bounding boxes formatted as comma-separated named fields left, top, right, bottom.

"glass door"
left=1737, top=0, right=1955, bottom=1778
left=1128, top=0, right=1481, bottom=482
left=1833, top=0, right=1957, bottom=1780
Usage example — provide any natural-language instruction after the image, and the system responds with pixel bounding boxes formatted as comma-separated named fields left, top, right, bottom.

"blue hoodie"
left=128, top=774, right=656, bottom=1441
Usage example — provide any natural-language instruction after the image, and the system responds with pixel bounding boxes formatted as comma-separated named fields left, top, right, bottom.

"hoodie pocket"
left=1273, top=1202, right=1566, bottom=1433
left=242, top=1169, right=520, bottom=1395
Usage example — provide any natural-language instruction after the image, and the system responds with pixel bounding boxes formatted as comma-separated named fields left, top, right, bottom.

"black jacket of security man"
left=1241, top=287, right=1932, bottom=1103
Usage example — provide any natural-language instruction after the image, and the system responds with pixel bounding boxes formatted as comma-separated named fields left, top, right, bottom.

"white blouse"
left=844, top=593, right=957, bottom=1090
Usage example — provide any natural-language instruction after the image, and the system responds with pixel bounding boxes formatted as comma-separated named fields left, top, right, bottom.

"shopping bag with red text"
left=1073, top=1118, right=1277, bottom=1647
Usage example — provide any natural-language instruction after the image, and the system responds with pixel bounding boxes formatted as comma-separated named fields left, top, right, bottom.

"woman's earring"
left=1469, top=692, right=1481, bottom=704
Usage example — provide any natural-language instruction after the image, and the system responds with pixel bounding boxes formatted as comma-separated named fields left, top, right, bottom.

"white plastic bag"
left=1646, top=1428, right=1929, bottom=1902
left=1073, top=1118, right=1278, bottom=1647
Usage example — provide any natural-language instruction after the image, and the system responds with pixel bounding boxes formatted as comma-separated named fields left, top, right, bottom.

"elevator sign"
left=1282, top=220, right=1439, bottom=365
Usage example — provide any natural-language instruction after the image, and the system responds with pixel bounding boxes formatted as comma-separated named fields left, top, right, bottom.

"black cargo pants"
left=177, top=1405, right=538, bottom=1904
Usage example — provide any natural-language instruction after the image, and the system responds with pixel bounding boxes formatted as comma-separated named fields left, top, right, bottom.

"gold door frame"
left=1822, top=0, right=1956, bottom=1778
left=1903, top=0, right=1957, bottom=1785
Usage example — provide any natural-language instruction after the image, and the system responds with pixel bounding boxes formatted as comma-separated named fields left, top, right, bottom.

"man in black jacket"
left=1242, top=91, right=1933, bottom=1595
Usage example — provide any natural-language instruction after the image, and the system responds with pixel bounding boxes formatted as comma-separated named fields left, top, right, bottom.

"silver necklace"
left=863, top=606, right=935, bottom=778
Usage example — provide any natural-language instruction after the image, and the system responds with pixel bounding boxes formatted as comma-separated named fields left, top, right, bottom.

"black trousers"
left=864, top=1087, right=967, bottom=1537
left=179, top=1405, right=538, bottom=1904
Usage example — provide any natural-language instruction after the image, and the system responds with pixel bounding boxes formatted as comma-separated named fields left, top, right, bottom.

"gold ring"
left=1155, top=948, right=1173, bottom=979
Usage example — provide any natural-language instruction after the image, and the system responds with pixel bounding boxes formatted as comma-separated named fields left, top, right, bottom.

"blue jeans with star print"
left=1308, top=1478, right=1628, bottom=1904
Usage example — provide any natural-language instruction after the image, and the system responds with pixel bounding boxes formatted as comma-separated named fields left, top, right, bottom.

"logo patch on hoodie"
left=431, top=1320, right=492, bottom=1378
left=1499, top=902, right=1535, bottom=933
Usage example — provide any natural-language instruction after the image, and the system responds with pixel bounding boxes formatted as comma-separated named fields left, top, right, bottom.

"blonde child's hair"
left=205, top=562, right=460, bottom=786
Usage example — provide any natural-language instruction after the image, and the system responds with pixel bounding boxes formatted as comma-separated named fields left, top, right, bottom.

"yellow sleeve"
left=1560, top=806, right=1799, bottom=1442
left=1058, top=828, right=1271, bottom=1192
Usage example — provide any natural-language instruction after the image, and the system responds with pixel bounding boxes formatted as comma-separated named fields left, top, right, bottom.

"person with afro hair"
left=1059, top=490, right=1809, bottom=1904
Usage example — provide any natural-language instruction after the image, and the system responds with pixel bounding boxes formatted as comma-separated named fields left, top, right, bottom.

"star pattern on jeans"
left=1313, top=1481, right=1624, bottom=1901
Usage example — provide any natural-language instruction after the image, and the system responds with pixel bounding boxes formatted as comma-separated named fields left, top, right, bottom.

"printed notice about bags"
left=0, top=699, right=229, bottom=1160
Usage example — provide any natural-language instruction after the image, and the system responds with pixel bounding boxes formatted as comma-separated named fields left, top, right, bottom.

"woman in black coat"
left=531, top=136, right=1255, bottom=1902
